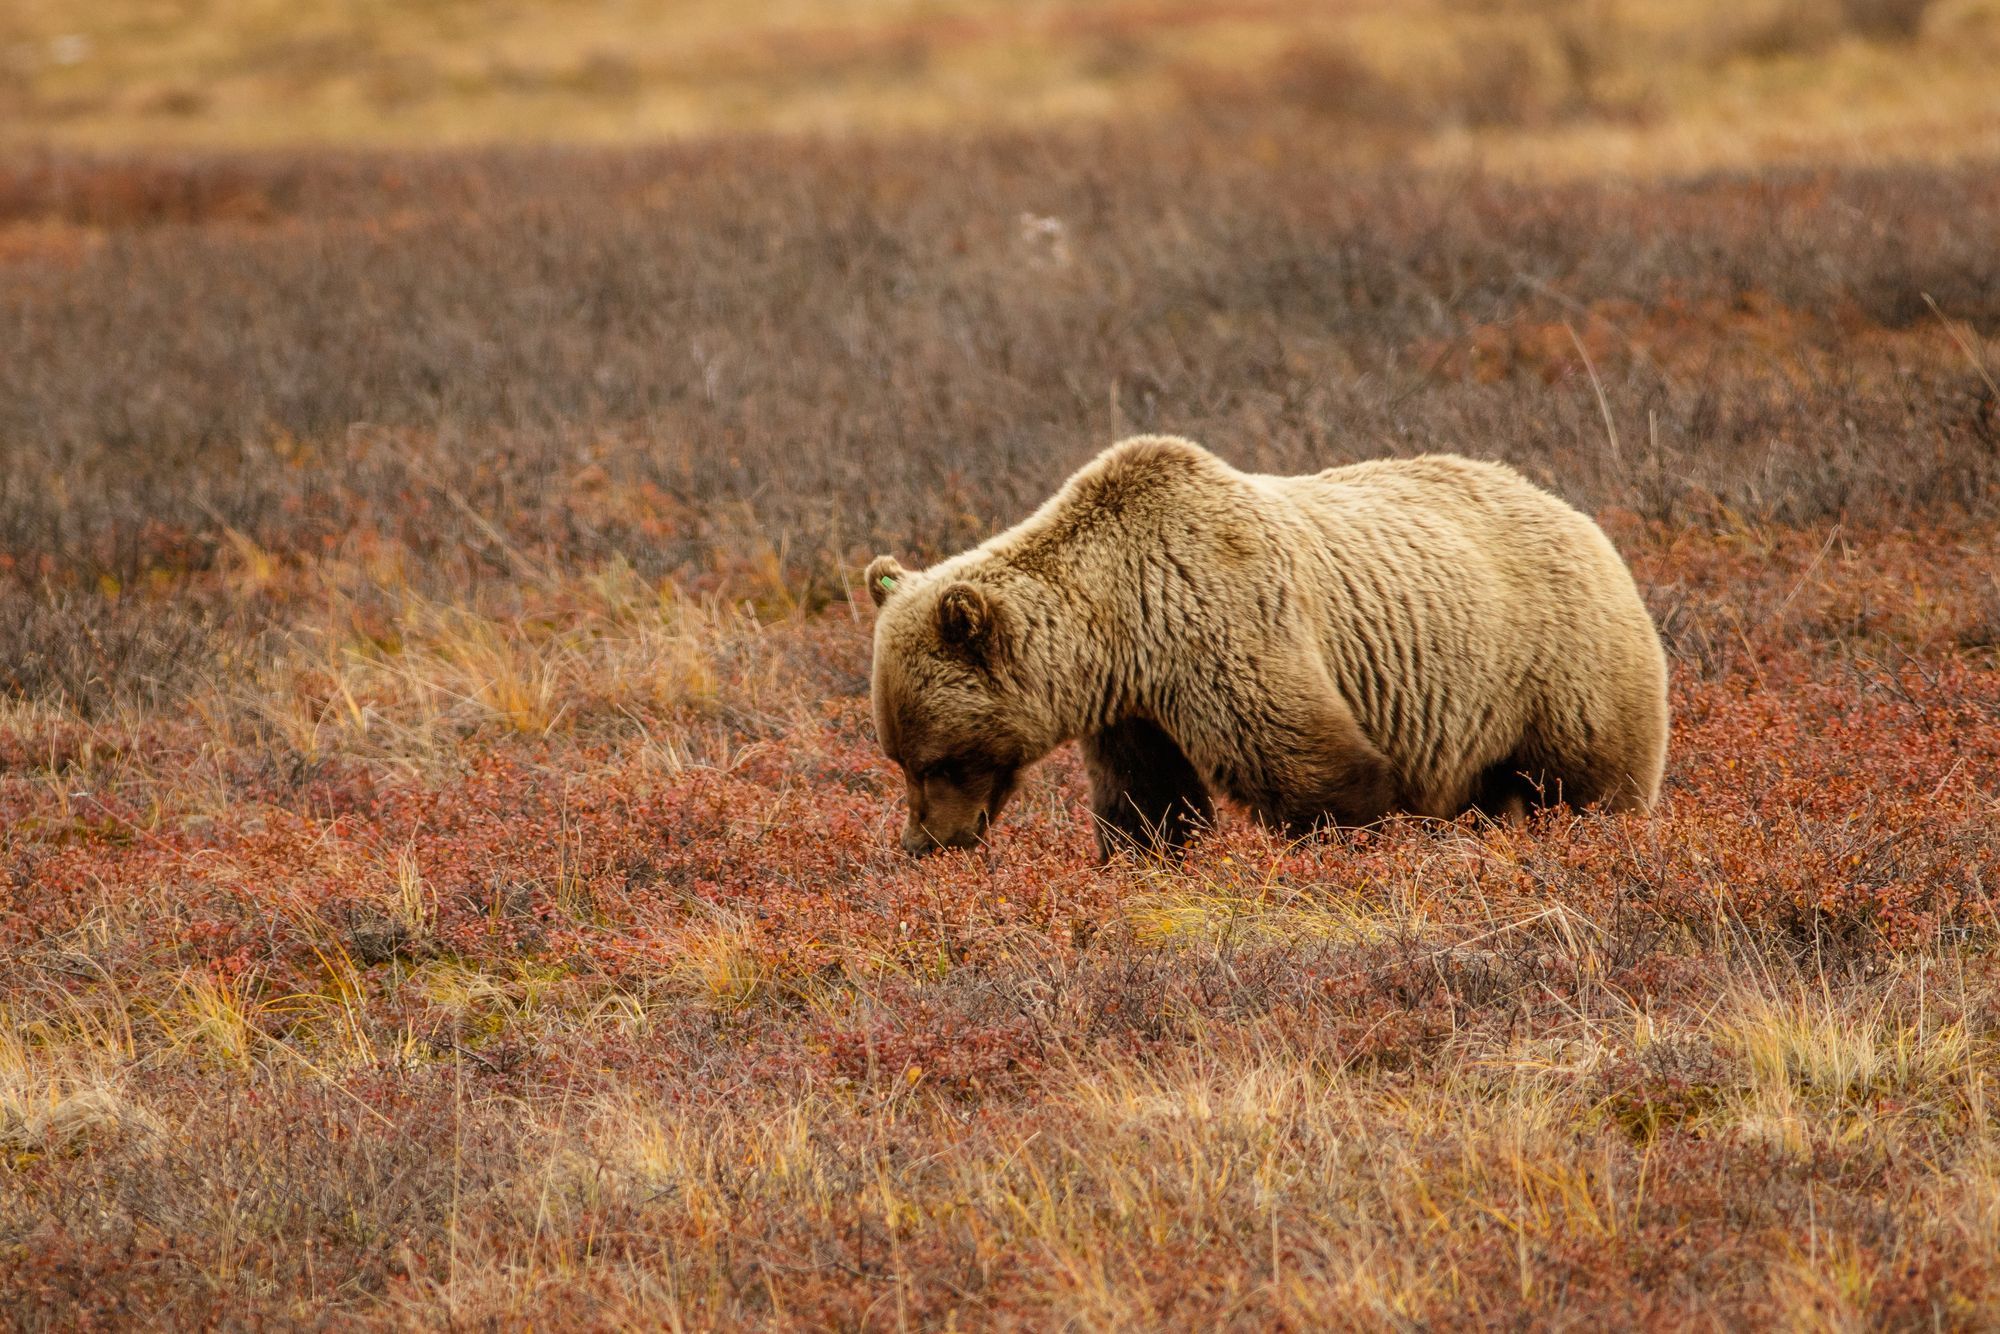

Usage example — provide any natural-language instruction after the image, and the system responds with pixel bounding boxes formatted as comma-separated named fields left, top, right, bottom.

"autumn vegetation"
left=5, top=0, right=2000, bottom=1327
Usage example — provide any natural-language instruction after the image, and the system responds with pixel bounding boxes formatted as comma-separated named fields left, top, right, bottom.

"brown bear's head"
left=865, top=554, right=1058, bottom=856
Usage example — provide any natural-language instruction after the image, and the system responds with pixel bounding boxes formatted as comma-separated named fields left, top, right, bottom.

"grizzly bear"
left=866, top=436, right=1668, bottom=859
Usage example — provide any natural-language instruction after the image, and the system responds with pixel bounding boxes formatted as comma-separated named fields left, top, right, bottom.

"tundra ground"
left=5, top=104, right=2000, bottom=1328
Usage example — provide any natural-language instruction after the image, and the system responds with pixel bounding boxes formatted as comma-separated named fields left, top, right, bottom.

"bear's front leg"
left=1082, top=717, right=1214, bottom=860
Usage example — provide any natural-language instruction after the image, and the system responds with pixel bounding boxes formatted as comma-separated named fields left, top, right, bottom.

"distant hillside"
left=2, top=0, right=1999, bottom=172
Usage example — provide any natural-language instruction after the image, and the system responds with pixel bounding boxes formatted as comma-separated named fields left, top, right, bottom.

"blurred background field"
left=5, top=0, right=2000, bottom=172
left=6, top=2, right=2000, bottom=1329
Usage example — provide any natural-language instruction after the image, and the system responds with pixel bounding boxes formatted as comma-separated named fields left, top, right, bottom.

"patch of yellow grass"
left=664, top=917, right=771, bottom=1014
left=205, top=553, right=771, bottom=774
left=389, top=846, right=435, bottom=942
left=1119, top=853, right=1427, bottom=948
left=0, top=1065, right=141, bottom=1165
left=1766, top=1233, right=1880, bottom=1334
left=0, top=1019, right=151, bottom=1164
left=1721, top=982, right=1972, bottom=1153
left=408, top=958, right=578, bottom=1056
left=160, top=970, right=267, bottom=1071
left=591, top=1090, right=828, bottom=1234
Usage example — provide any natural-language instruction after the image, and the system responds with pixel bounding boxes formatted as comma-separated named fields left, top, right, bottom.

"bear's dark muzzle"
left=900, top=810, right=989, bottom=857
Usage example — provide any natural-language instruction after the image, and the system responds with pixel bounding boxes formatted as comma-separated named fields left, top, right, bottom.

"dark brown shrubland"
left=2, top=127, right=1997, bottom=608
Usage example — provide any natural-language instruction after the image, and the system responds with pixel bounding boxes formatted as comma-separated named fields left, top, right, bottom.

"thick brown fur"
left=868, top=436, right=1670, bottom=859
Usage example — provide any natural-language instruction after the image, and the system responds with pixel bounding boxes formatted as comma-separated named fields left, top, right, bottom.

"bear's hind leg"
left=1482, top=743, right=1652, bottom=818
left=1083, top=718, right=1214, bottom=860
left=1466, top=759, right=1538, bottom=825
left=1256, top=702, right=1403, bottom=838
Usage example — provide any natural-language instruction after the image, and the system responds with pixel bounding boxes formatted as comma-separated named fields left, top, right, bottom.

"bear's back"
left=1255, top=453, right=1663, bottom=806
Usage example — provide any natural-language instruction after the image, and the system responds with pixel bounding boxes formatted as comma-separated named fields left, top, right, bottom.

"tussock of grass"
left=0, top=1029, right=150, bottom=1164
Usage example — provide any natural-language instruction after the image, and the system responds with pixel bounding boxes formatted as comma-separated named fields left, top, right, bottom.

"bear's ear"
left=935, top=582, right=999, bottom=658
left=865, top=555, right=910, bottom=608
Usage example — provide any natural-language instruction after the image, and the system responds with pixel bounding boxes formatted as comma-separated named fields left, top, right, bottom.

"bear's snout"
left=900, top=808, right=989, bottom=857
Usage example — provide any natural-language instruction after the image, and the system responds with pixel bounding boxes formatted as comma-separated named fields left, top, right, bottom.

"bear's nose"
left=901, top=822, right=987, bottom=857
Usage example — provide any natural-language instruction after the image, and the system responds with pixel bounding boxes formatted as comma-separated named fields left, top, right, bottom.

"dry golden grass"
left=7, top=514, right=2000, bottom=1322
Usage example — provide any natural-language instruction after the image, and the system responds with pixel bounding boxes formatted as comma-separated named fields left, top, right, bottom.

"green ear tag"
left=878, top=575, right=898, bottom=593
